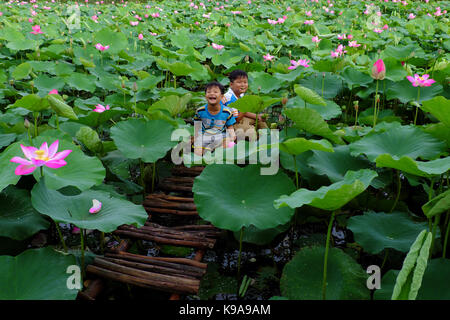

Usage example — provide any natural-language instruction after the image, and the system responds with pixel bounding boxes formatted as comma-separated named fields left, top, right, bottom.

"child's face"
left=205, top=86, right=223, bottom=106
left=230, top=76, right=248, bottom=96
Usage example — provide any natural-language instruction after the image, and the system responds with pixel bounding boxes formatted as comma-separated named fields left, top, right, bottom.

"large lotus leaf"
left=349, top=126, right=446, bottom=162
left=0, top=133, right=16, bottom=149
left=299, top=73, right=343, bottom=99
left=64, top=73, right=97, bottom=93
left=31, top=178, right=147, bottom=232
left=280, top=246, right=370, bottom=300
left=0, top=247, right=78, bottom=300
left=386, top=80, right=443, bottom=104
left=307, top=145, right=372, bottom=183
left=92, top=28, right=128, bottom=55
left=274, top=169, right=377, bottom=211
left=381, top=45, right=416, bottom=61
left=12, top=62, right=32, bottom=80
left=248, top=72, right=282, bottom=94
left=285, top=108, right=344, bottom=144
left=0, top=140, right=26, bottom=192
left=279, top=151, right=328, bottom=187
left=30, top=133, right=105, bottom=191
left=294, top=84, right=327, bottom=106
left=76, top=109, right=128, bottom=127
left=34, top=74, right=66, bottom=93
left=285, top=96, right=342, bottom=121
left=341, top=67, right=373, bottom=88
left=374, top=269, right=399, bottom=300
left=229, top=95, right=265, bottom=114
left=422, top=123, right=450, bottom=149
left=10, top=94, right=49, bottom=112
left=420, top=96, right=450, bottom=127
left=375, top=154, right=450, bottom=178
left=422, top=189, right=450, bottom=219
left=280, top=138, right=333, bottom=155
left=148, top=94, right=192, bottom=117
left=347, top=211, right=429, bottom=254
left=383, top=58, right=408, bottom=82
left=137, top=75, right=165, bottom=91
left=0, top=186, right=50, bottom=241
left=233, top=223, right=290, bottom=245
left=110, top=118, right=177, bottom=163
left=192, top=164, right=296, bottom=232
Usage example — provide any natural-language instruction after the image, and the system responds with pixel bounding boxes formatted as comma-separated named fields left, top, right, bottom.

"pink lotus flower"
left=371, top=59, right=386, bottom=80
left=288, top=59, right=310, bottom=69
left=408, top=13, right=416, bottom=19
left=138, top=33, right=144, bottom=40
left=268, top=19, right=278, bottom=25
left=93, top=104, right=110, bottom=113
left=91, top=15, right=98, bottom=22
left=347, top=34, right=353, bottom=39
left=406, top=74, right=436, bottom=87
left=95, top=43, right=109, bottom=51
left=30, top=25, right=43, bottom=34
left=49, top=89, right=59, bottom=95
left=28, top=18, right=34, bottom=23
left=304, top=20, right=314, bottom=25
left=373, top=28, right=383, bottom=33
left=331, top=51, right=339, bottom=58
left=150, top=32, right=158, bottom=36
left=305, top=10, right=312, bottom=16
left=312, top=36, right=321, bottom=43
left=263, top=53, right=275, bottom=61
left=337, top=34, right=346, bottom=40
left=382, top=24, right=389, bottom=30
left=348, top=41, right=361, bottom=47
left=10, top=140, right=72, bottom=175
left=278, top=17, right=286, bottom=23
left=151, top=12, right=160, bottom=18
left=130, top=21, right=139, bottom=26
left=211, top=43, right=224, bottom=50
left=89, top=199, right=102, bottom=214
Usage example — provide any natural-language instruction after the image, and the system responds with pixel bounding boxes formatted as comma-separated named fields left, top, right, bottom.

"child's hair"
left=205, top=81, right=225, bottom=94
left=229, top=69, right=248, bottom=83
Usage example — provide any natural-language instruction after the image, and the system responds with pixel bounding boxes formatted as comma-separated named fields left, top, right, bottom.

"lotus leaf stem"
left=373, top=80, right=379, bottom=128
left=381, top=248, right=389, bottom=270
left=413, top=87, right=421, bottom=125
left=322, top=210, right=336, bottom=300
left=237, top=227, right=244, bottom=290
left=390, top=170, right=401, bottom=213
left=443, top=211, right=450, bottom=258
left=293, top=155, right=299, bottom=189
left=54, top=222, right=68, bottom=253
left=80, top=228, right=85, bottom=280
left=152, top=162, right=156, bottom=193
left=430, top=213, right=441, bottom=259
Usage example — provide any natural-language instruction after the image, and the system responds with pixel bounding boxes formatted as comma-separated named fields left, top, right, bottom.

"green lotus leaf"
left=192, top=164, right=296, bottom=232
left=386, top=80, right=443, bottom=104
left=34, top=74, right=65, bottom=93
left=46, top=95, right=78, bottom=120
left=374, top=269, right=399, bottom=300
left=285, top=96, right=342, bottom=121
left=284, top=108, right=344, bottom=144
left=299, top=73, right=343, bottom=99
left=274, top=169, right=377, bottom=211
left=422, top=123, right=450, bottom=148
left=30, top=133, right=105, bottom=191
left=294, top=84, right=327, bottom=106
left=110, top=118, right=177, bottom=163
left=420, top=96, right=450, bottom=127
left=0, top=133, right=17, bottom=149
left=375, top=154, right=450, bottom=177
left=249, top=72, right=282, bottom=94
left=64, top=73, right=97, bottom=92
left=148, top=94, right=192, bottom=117
left=280, top=246, right=370, bottom=300
left=229, top=26, right=254, bottom=41
left=416, top=258, right=450, bottom=300
left=229, top=95, right=265, bottom=114
left=347, top=211, right=429, bottom=254
left=280, top=137, right=333, bottom=155
left=422, top=189, right=450, bottom=219
left=31, top=178, right=147, bottom=232
left=0, top=140, right=27, bottom=192
left=0, top=186, right=50, bottom=241
left=233, top=223, right=290, bottom=245
left=76, top=109, right=127, bottom=127
left=10, top=94, right=49, bottom=112
left=92, top=28, right=128, bottom=55
left=383, top=57, right=408, bottom=82
left=381, top=45, right=416, bottom=61
left=137, top=75, right=165, bottom=91
left=341, top=67, right=373, bottom=88
left=12, top=62, right=32, bottom=80
left=168, top=62, right=196, bottom=76
left=349, top=125, right=446, bottom=162
left=0, top=247, right=78, bottom=300
left=307, top=145, right=371, bottom=183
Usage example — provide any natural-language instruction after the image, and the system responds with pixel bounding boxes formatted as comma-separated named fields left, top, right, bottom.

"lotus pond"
left=0, top=0, right=449, bottom=301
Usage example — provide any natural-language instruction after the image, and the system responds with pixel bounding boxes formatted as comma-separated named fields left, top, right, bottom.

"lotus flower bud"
left=132, top=82, right=138, bottom=92
left=24, top=118, right=31, bottom=129
left=270, top=123, right=278, bottom=129
left=281, top=97, right=288, bottom=105
left=371, top=59, right=385, bottom=80
left=63, top=94, right=68, bottom=100
left=353, top=100, right=359, bottom=112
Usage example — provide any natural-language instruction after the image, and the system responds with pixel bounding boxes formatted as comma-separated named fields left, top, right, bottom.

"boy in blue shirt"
left=222, top=70, right=267, bottom=140
left=193, top=81, right=236, bottom=156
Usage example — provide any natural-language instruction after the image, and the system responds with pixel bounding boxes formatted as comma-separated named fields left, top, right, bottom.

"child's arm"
left=240, top=112, right=264, bottom=122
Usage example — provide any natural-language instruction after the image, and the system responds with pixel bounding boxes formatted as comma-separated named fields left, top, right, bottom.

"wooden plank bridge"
left=78, top=165, right=221, bottom=300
